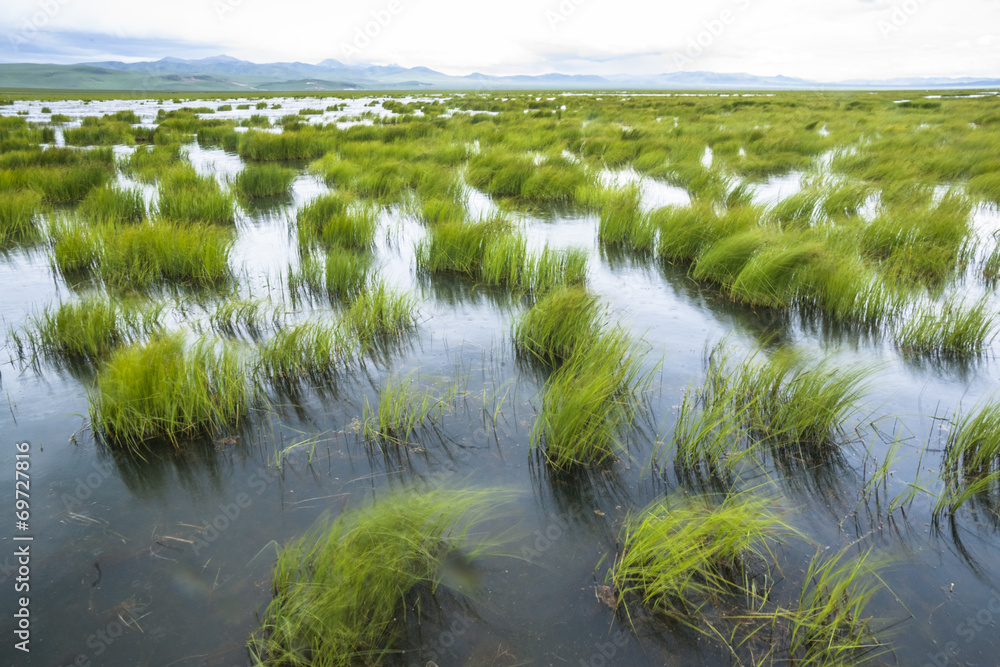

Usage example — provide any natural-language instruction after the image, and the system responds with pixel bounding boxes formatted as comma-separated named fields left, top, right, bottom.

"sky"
left=1, top=0, right=998, bottom=81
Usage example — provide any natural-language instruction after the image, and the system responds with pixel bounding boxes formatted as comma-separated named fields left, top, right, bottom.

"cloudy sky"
left=1, top=0, right=998, bottom=81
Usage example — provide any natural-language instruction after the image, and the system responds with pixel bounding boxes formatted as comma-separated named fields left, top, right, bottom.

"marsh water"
left=2, top=95, right=1000, bottom=666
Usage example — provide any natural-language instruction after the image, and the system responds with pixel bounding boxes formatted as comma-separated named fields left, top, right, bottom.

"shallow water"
left=2, top=98, right=1000, bottom=667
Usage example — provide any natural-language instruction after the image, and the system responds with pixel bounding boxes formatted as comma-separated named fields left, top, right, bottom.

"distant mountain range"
left=0, top=56, right=997, bottom=91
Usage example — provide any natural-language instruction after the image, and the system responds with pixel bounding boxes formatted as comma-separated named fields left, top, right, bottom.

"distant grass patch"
left=417, top=216, right=587, bottom=296
left=228, top=164, right=296, bottom=199
left=51, top=219, right=233, bottom=290
left=79, top=183, right=145, bottom=224
left=155, top=165, right=235, bottom=225
left=296, top=193, right=377, bottom=251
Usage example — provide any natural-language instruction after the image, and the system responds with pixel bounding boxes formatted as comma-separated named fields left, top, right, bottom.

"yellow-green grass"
left=609, top=493, right=789, bottom=615
left=0, top=190, right=42, bottom=245
left=249, top=486, right=508, bottom=667
left=89, top=333, right=255, bottom=448
left=256, top=321, right=356, bottom=385
left=78, top=183, right=145, bottom=224
left=895, top=297, right=996, bottom=357
left=361, top=375, right=458, bottom=445
left=228, top=164, right=296, bottom=199
left=51, top=219, right=234, bottom=290
left=296, top=193, right=378, bottom=251
left=155, top=165, right=236, bottom=225
left=13, top=296, right=163, bottom=361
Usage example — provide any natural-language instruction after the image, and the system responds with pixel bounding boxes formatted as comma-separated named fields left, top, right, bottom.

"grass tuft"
left=250, top=487, right=507, bottom=667
left=90, top=333, right=254, bottom=448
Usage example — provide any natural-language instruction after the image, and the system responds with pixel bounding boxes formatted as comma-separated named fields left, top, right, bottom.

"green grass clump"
left=895, top=297, right=996, bottom=357
left=155, top=166, right=236, bottom=225
left=78, top=184, right=145, bottom=224
left=296, top=194, right=377, bottom=251
left=361, top=375, right=458, bottom=444
left=652, top=203, right=723, bottom=263
left=119, top=144, right=183, bottom=183
left=324, top=248, right=374, bottom=300
left=250, top=487, right=506, bottom=667
left=821, top=182, right=874, bottom=218
left=342, top=282, right=417, bottom=347
left=594, top=185, right=654, bottom=251
left=256, top=321, right=355, bottom=384
left=692, top=227, right=774, bottom=290
left=770, top=189, right=823, bottom=226
left=680, top=346, right=870, bottom=467
left=782, top=548, right=888, bottom=665
left=417, top=216, right=587, bottom=295
left=51, top=220, right=233, bottom=290
left=238, top=128, right=332, bottom=161
left=609, top=494, right=787, bottom=615
left=210, top=298, right=278, bottom=339
left=512, top=285, right=601, bottom=368
left=15, top=165, right=109, bottom=203
left=0, top=190, right=42, bottom=245
left=530, top=330, right=647, bottom=470
left=935, top=400, right=1000, bottom=520
left=967, top=172, right=1000, bottom=205
left=229, top=164, right=296, bottom=199
left=418, top=196, right=466, bottom=225
left=730, top=239, right=825, bottom=308
left=90, top=333, right=254, bottom=447
left=14, top=297, right=162, bottom=361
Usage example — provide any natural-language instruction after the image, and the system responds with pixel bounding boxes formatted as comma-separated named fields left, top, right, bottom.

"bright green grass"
left=13, top=296, right=162, bottom=361
left=512, top=285, right=601, bottom=368
left=90, top=333, right=255, bottom=448
left=780, top=548, right=888, bottom=665
left=417, top=216, right=587, bottom=295
left=78, top=183, right=145, bottom=224
left=256, top=321, right=355, bottom=384
left=155, top=165, right=236, bottom=225
left=934, top=400, right=1000, bottom=520
left=296, top=193, right=377, bottom=251
left=530, top=330, right=647, bottom=470
left=229, top=164, right=296, bottom=199
left=210, top=298, right=278, bottom=339
left=118, top=144, right=183, bottom=183
left=249, top=486, right=507, bottom=667
left=342, top=282, right=417, bottom=348
left=895, top=297, right=996, bottom=357
left=609, top=493, right=789, bottom=615
left=0, top=190, right=41, bottom=245
left=361, top=375, right=458, bottom=445
left=51, top=219, right=234, bottom=290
